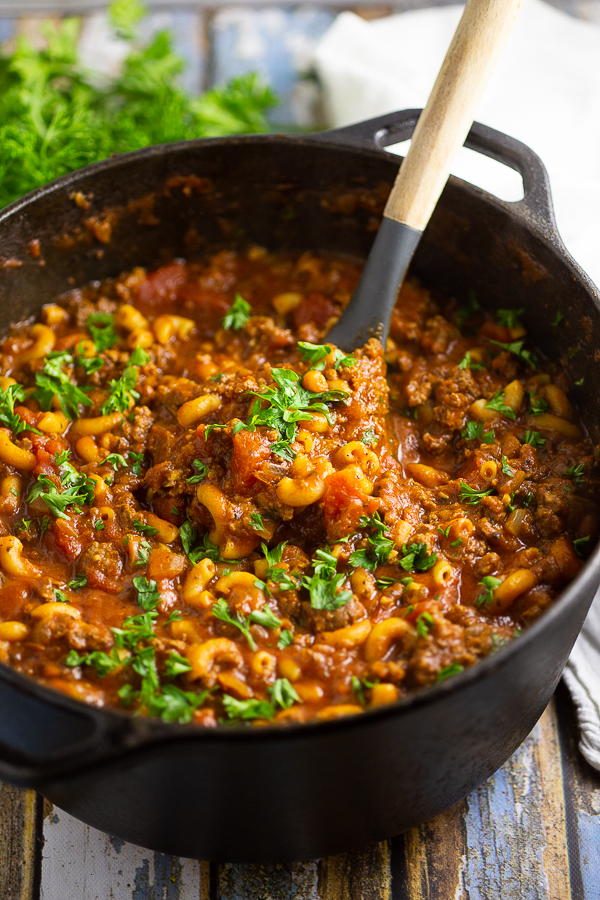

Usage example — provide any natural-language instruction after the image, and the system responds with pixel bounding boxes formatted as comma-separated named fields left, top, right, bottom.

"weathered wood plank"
left=555, top=682, right=600, bottom=900
left=318, top=841, right=391, bottom=900
left=393, top=700, right=571, bottom=900
left=217, top=860, right=319, bottom=900
left=40, top=803, right=209, bottom=900
left=0, top=781, right=39, bottom=900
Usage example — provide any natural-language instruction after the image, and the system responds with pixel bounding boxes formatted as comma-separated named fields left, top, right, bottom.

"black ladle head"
left=325, top=217, right=422, bottom=351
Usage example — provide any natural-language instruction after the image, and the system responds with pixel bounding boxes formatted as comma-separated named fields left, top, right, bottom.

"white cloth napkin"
left=314, top=0, right=600, bottom=771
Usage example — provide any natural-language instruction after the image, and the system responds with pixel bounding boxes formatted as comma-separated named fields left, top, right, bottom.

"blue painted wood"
left=140, top=10, right=205, bottom=95
left=0, top=16, right=14, bottom=41
left=208, top=7, right=336, bottom=126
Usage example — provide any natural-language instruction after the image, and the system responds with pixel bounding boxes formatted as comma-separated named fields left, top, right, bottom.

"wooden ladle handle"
left=384, top=0, right=523, bottom=232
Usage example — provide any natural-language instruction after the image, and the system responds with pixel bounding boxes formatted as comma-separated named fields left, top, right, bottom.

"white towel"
left=314, top=0, right=600, bottom=770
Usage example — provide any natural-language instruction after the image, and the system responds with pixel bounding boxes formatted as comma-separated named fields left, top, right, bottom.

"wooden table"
left=2, top=683, right=598, bottom=900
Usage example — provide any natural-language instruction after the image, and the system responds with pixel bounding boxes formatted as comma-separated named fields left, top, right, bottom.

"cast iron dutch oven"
left=0, top=110, right=599, bottom=862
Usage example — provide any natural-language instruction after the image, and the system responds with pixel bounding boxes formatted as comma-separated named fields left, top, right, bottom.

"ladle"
left=326, top=0, right=523, bottom=351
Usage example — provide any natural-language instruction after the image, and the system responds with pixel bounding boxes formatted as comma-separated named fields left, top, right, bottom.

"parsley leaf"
left=186, top=459, right=209, bottom=483
left=250, top=512, right=265, bottom=532
left=298, top=342, right=357, bottom=372
left=86, top=313, right=119, bottom=351
left=180, top=521, right=231, bottom=565
left=212, top=598, right=257, bottom=650
left=496, top=308, right=524, bottom=329
left=551, top=312, right=564, bottom=327
left=458, top=351, right=483, bottom=371
left=133, top=520, right=159, bottom=536
left=574, top=535, right=590, bottom=557
left=485, top=390, right=517, bottom=420
left=462, top=420, right=495, bottom=443
left=248, top=605, right=282, bottom=630
left=163, top=651, right=192, bottom=679
left=477, top=575, right=502, bottom=606
left=222, top=294, right=251, bottom=330
left=26, top=453, right=95, bottom=519
left=301, top=571, right=352, bottom=610
left=67, top=575, right=87, bottom=590
left=361, top=429, right=377, bottom=445
left=398, top=542, right=437, bottom=572
left=456, top=290, right=481, bottom=328
left=104, top=452, right=128, bottom=470
left=436, top=662, right=465, bottom=682
left=501, top=456, right=515, bottom=476
left=349, top=513, right=394, bottom=572
left=520, top=430, right=545, bottom=449
left=32, top=351, right=92, bottom=420
left=489, top=339, right=538, bottom=370
left=277, top=629, right=294, bottom=649
left=133, top=576, right=161, bottom=610
left=416, top=611, right=434, bottom=637
left=459, top=483, right=495, bottom=506
left=565, top=463, right=585, bottom=486
left=529, top=394, right=549, bottom=415
left=222, top=677, right=300, bottom=722
left=0, top=384, right=40, bottom=435
left=100, top=348, right=148, bottom=415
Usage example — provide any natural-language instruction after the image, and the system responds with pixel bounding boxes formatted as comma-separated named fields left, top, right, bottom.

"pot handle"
left=0, top=667, right=139, bottom=785
left=311, top=109, right=559, bottom=239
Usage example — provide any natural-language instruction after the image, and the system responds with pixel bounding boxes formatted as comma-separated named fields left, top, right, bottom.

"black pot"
left=1, top=110, right=599, bottom=863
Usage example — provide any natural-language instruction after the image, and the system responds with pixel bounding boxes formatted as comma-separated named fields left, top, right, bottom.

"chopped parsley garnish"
left=54, top=588, right=70, bottom=603
left=456, top=290, right=481, bottom=328
left=459, top=483, right=495, bottom=506
left=75, top=343, right=103, bottom=377
left=222, top=294, right=251, bottom=331
left=133, top=576, right=161, bottom=611
left=222, top=677, right=300, bottom=722
left=248, top=605, right=282, bottom=630
left=520, top=430, right=545, bottom=449
left=277, top=629, right=294, bottom=649
left=416, top=611, right=434, bottom=637
left=462, top=420, right=495, bottom=443
left=551, top=312, right=564, bottom=327
left=100, top=347, right=149, bottom=415
left=66, top=648, right=123, bottom=677
left=242, top=366, right=348, bottom=457
left=575, top=377, right=584, bottom=387
left=450, top=538, right=463, bottom=547
left=349, top=513, right=394, bottom=572
left=186, top=459, right=209, bottom=484
left=180, top=520, right=232, bottom=565
left=250, top=512, right=265, bottom=532
left=212, top=598, right=257, bottom=650
left=398, top=542, right=437, bottom=573
left=573, top=536, right=590, bottom=557
left=485, top=390, right=517, bottom=420
left=26, top=452, right=95, bottom=519
left=489, top=339, right=538, bottom=370
left=496, top=308, right=524, bottom=329
left=351, top=675, right=378, bottom=705
left=361, top=429, right=377, bottom=445
left=458, top=351, right=483, bottom=371
left=313, top=546, right=338, bottom=579
left=94, top=520, right=105, bottom=531
left=301, top=571, right=352, bottom=611
left=438, top=525, right=452, bottom=537
left=565, top=463, right=585, bottom=486
left=163, top=651, right=192, bottom=678
left=67, top=575, right=87, bottom=590
left=0, top=384, right=40, bottom=435
left=86, top=312, right=119, bottom=351
left=477, top=575, right=502, bottom=606
left=129, top=451, right=144, bottom=475
left=32, top=351, right=92, bottom=419
left=104, top=452, right=128, bottom=470
left=436, top=662, right=465, bottom=682
left=529, top=394, right=549, bottom=415
left=133, top=520, right=159, bottom=536
left=501, top=456, right=515, bottom=476
left=298, top=342, right=357, bottom=372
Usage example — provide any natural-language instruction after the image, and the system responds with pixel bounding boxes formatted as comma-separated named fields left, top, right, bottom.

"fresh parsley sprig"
left=86, top=313, right=119, bottom=351
left=459, top=482, right=495, bottom=506
left=0, top=384, right=40, bottom=435
left=100, top=346, right=149, bottom=415
left=26, top=452, right=95, bottom=519
left=222, top=294, right=252, bottom=331
left=485, top=390, right=517, bottom=420
left=32, top=351, right=92, bottom=420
